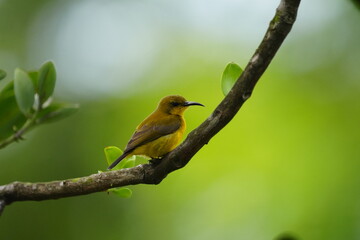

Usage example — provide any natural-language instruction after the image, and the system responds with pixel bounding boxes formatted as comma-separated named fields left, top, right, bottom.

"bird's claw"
left=149, top=157, right=162, bottom=166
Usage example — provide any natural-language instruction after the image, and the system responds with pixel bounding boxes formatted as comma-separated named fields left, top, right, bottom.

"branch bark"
left=0, top=0, right=301, bottom=214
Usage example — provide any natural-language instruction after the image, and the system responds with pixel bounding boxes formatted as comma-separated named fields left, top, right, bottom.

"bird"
left=107, top=95, right=204, bottom=170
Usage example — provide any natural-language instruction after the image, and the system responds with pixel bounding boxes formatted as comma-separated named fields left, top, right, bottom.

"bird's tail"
left=107, top=153, right=127, bottom=170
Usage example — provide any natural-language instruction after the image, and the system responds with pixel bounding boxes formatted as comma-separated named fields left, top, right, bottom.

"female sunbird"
left=107, top=95, right=204, bottom=170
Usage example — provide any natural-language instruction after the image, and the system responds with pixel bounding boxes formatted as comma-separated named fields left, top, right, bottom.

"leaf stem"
left=0, top=111, right=39, bottom=150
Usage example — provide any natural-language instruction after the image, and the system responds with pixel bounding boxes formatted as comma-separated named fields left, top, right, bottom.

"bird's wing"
left=123, top=116, right=181, bottom=155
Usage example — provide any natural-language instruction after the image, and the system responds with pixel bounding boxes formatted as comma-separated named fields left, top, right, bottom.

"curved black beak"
left=183, top=101, right=205, bottom=107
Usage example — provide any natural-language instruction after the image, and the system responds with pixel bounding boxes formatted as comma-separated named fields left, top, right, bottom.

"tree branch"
left=0, top=0, right=301, bottom=214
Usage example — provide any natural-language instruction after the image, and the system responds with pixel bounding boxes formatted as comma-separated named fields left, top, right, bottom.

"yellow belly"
left=131, top=130, right=183, bottom=158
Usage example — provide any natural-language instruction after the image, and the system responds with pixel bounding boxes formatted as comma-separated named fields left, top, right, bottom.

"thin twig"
left=0, top=107, right=40, bottom=149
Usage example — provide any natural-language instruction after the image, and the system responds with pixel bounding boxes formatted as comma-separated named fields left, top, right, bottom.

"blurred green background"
left=1, top=0, right=360, bottom=239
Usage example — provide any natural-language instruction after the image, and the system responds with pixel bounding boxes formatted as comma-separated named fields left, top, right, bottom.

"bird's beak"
left=183, top=101, right=205, bottom=107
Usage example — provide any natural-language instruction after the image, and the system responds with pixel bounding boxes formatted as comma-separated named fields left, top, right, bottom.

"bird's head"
left=157, top=95, right=204, bottom=115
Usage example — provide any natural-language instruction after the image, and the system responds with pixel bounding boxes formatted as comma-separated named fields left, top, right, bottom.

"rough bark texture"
left=0, top=0, right=301, bottom=215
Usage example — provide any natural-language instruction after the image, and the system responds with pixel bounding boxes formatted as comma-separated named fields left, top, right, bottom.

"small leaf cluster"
left=0, top=62, right=78, bottom=143
left=103, top=146, right=137, bottom=198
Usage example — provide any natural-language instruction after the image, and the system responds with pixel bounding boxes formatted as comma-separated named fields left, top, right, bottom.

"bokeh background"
left=1, top=0, right=360, bottom=239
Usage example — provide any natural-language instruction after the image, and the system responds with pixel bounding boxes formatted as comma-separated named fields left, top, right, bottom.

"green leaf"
left=28, top=71, right=39, bottom=93
left=0, top=80, right=14, bottom=99
left=0, top=69, right=6, bottom=81
left=221, top=62, right=243, bottom=96
left=104, top=146, right=122, bottom=165
left=135, top=155, right=151, bottom=165
left=14, top=68, right=35, bottom=116
left=104, top=146, right=125, bottom=170
left=0, top=83, right=26, bottom=141
left=104, top=146, right=136, bottom=170
left=36, top=102, right=79, bottom=124
left=108, top=187, right=132, bottom=198
left=38, top=61, right=56, bottom=104
left=122, top=156, right=136, bottom=169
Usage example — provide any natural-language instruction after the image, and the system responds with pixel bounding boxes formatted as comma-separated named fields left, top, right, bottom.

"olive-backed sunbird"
left=107, top=95, right=204, bottom=170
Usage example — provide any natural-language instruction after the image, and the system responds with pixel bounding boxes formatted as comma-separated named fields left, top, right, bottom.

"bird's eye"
left=171, top=101, right=180, bottom=107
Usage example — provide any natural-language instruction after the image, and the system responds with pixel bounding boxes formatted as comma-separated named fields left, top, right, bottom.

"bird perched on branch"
left=107, top=95, right=204, bottom=170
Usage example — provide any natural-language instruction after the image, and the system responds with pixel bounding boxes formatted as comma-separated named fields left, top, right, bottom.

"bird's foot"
left=149, top=157, right=162, bottom=166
